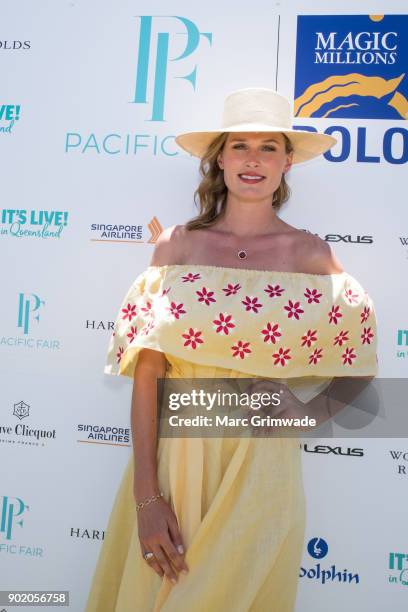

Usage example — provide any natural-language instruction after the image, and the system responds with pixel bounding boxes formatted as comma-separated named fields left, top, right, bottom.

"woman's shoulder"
left=149, top=224, right=190, bottom=266
left=293, top=230, right=345, bottom=275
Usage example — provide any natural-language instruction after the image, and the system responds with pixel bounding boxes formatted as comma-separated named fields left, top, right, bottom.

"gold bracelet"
left=135, top=491, right=164, bottom=511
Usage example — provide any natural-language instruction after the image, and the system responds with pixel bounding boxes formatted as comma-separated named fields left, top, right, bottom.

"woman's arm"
left=131, top=348, right=189, bottom=583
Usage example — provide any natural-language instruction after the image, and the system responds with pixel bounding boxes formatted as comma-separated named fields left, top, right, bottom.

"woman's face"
left=217, top=132, right=293, bottom=201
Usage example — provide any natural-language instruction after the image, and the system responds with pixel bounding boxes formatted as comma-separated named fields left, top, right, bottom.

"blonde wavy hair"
left=185, top=132, right=294, bottom=231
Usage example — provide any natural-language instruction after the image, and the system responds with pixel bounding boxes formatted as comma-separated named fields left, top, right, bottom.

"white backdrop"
left=1, top=1, right=407, bottom=611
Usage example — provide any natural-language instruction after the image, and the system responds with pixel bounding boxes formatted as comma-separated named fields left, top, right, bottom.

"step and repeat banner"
left=1, top=1, right=407, bottom=610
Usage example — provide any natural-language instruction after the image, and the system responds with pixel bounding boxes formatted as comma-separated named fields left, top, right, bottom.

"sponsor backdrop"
left=1, top=0, right=407, bottom=610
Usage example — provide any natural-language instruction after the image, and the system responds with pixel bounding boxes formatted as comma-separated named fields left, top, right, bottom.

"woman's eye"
left=232, top=144, right=276, bottom=151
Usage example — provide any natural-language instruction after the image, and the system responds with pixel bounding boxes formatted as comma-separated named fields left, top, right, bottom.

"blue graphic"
left=17, top=293, right=45, bottom=335
left=132, top=16, right=212, bottom=121
left=294, top=15, right=408, bottom=119
left=307, top=537, right=329, bottom=559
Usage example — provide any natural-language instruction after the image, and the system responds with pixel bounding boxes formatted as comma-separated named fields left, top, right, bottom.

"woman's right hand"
left=137, top=496, right=189, bottom=583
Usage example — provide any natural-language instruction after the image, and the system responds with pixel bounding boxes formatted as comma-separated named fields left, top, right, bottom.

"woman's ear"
left=217, top=154, right=223, bottom=169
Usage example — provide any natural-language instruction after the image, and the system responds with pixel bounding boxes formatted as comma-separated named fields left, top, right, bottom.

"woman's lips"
left=238, top=174, right=265, bottom=184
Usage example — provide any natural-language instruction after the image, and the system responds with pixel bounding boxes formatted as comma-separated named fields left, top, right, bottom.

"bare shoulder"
left=149, top=224, right=189, bottom=266
left=295, top=231, right=345, bottom=275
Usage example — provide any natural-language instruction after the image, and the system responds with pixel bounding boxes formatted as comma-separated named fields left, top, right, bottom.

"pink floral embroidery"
left=242, top=295, right=263, bottom=313
left=328, top=305, right=343, bottom=325
left=166, top=301, right=186, bottom=319
left=301, top=329, right=318, bottom=348
left=272, top=347, right=292, bottom=366
left=264, top=284, right=285, bottom=298
left=121, top=303, right=137, bottom=321
left=261, top=322, right=282, bottom=344
left=141, top=301, right=154, bottom=319
left=160, top=287, right=171, bottom=297
left=142, top=320, right=155, bottom=336
left=181, top=272, right=201, bottom=283
left=334, top=330, right=349, bottom=346
left=127, top=326, right=138, bottom=343
left=361, top=326, right=374, bottom=345
left=213, top=313, right=235, bottom=335
left=182, top=328, right=204, bottom=349
left=223, top=283, right=241, bottom=296
left=309, top=348, right=323, bottom=365
left=284, top=300, right=304, bottom=320
left=304, top=288, right=322, bottom=304
left=116, top=346, right=124, bottom=363
left=196, top=287, right=216, bottom=305
left=342, top=347, right=357, bottom=365
left=361, top=306, right=370, bottom=323
left=231, top=340, right=251, bottom=359
left=344, top=287, right=359, bottom=304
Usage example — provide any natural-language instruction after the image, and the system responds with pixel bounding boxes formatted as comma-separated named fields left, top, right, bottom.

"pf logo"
left=17, top=293, right=45, bottom=335
left=132, top=16, right=212, bottom=121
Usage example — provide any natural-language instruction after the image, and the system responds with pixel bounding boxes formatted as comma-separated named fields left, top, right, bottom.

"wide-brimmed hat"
left=175, top=87, right=337, bottom=164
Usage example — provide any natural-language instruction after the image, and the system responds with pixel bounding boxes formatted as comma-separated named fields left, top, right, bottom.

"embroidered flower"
left=342, top=347, right=357, bottom=365
left=361, top=306, right=370, bottom=323
left=223, top=283, right=241, bottom=296
left=213, top=313, right=235, bottom=335
left=196, top=287, right=216, bottom=305
left=141, top=320, right=155, bottom=335
left=264, top=284, right=285, bottom=298
left=231, top=340, right=251, bottom=359
left=344, top=287, right=359, bottom=305
left=309, top=348, right=323, bottom=365
left=116, top=346, right=124, bottom=363
left=261, top=322, right=282, bottom=344
left=121, top=303, right=137, bottom=321
left=334, top=330, right=349, bottom=346
left=361, top=326, right=374, bottom=345
left=242, top=295, right=263, bottom=313
left=181, top=272, right=201, bottom=283
left=284, top=299, right=304, bottom=320
left=141, top=301, right=154, bottom=319
left=304, top=288, right=322, bottom=304
left=127, top=326, right=138, bottom=343
left=160, top=287, right=171, bottom=297
left=272, top=347, right=292, bottom=366
left=182, top=328, right=204, bottom=349
left=328, top=305, right=343, bottom=325
left=301, top=329, right=318, bottom=348
left=166, top=301, right=186, bottom=319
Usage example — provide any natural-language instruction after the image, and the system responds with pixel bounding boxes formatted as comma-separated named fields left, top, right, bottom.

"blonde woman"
left=86, top=88, right=378, bottom=611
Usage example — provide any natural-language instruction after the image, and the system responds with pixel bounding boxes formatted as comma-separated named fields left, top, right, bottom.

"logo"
left=301, top=231, right=373, bottom=244
left=389, top=552, right=408, bottom=586
left=70, top=527, right=105, bottom=540
left=0, top=496, right=28, bottom=540
left=0, top=402, right=57, bottom=447
left=300, top=537, right=359, bottom=584
left=389, top=449, right=408, bottom=475
left=132, top=16, right=212, bottom=121
left=0, top=209, right=69, bottom=239
left=65, top=17, right=212, bottom=157
left=0, top=496, right=44, bottom=558
left=85, top=320, right=114, bottom=332
left=0, top=104, right=20, bottom=134
left=0, top=40, right=30, bottom=50
left=90, top=216, right=162, bottom=243
left=294, top=15, right=408, bottom=119
left=77, top=424, right=130, bottom=446
left=301, top=444, right=364, bottom=457
left=13, top=401, right=30, bottom=420
left=397, top=329, right=408, bottom=359
left=0, top=293, right=61, bottom=351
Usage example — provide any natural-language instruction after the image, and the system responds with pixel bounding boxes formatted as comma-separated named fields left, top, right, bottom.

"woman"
left=86, top=88, right=378, bottom=611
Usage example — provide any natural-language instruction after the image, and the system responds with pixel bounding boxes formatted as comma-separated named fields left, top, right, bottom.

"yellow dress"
left=86, top=264, right=378, bottom=612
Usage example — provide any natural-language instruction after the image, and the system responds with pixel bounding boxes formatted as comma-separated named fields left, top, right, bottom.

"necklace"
left=237, top=249, right=248, bottom=259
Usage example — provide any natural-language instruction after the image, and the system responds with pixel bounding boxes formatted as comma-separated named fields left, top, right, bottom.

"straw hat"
left=175, top=87, right=337, bottom=164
